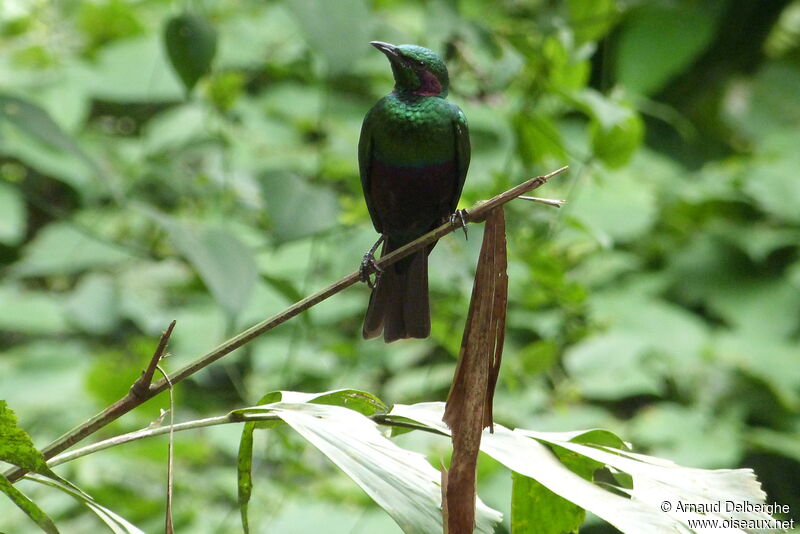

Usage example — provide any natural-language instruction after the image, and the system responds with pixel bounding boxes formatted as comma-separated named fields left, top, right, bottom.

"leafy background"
left=1, top=0, right=799, bottom=532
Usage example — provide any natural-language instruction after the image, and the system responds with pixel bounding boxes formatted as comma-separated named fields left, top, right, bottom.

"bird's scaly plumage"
left=359, top=42, right=470, bottom=342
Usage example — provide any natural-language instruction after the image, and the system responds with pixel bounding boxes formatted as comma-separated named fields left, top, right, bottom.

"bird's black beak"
left=370, top=41, right=399, bottom=59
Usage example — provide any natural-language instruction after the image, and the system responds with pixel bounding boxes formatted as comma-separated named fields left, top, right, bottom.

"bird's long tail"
left=362, top=246, right=430, bottom=342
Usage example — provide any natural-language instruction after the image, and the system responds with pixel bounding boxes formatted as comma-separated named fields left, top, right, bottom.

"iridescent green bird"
left=360, top=41, right=470, bottom=342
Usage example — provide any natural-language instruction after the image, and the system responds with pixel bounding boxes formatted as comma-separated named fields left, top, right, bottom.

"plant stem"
left=4, top=165, right=567, bottom=484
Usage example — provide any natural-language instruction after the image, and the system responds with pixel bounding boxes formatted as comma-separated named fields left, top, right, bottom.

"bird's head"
left=370, top=41, right=449, bottom=97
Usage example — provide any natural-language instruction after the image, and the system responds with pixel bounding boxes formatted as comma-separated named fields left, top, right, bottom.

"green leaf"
left=630, top=404, right=743, bottom=469
left=615, top=2, right=722, bottom=95
left=64, top=274, right=119, bottom=335
left=512, top=471, right=584, bottom=534
left=260, top=172, right=339, bottom=242
left=10, top=222, right=134, bottom=277
left=568, top=167, right=656, bottom=245
left=163, top=220, right=258, bottom=318
left=77, top=36, right=184, bottom=102
left=513, top=113, right=567, bottom=167
left=309, top=389, right=389, bottom=416
left=567, top=0, right=618, bottom=43
left=0, top=181, right=26, bottom=245
left=391, top=403, right=773, bottom=534
left=564, top=332, right=664, bottom=400
left=744, top=149, right=800, bottom=223
left=0, top=401, right=49, bottom=473
left=164, top=13, right=218, bottom=93
left=0, top=285, right=68, bottom=334
left=286, top=0, right=372, bottom=74
left=238, top=398, right=501, bottom=534
left=0, top=475, right=59, bottom=534
left=0, top=93, right=92, bottom=165
left=572, top=89, right=644, bottom=168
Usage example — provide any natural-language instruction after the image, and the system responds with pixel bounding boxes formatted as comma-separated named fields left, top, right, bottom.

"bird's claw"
left=450, top=209, right=469, bottom=240
left=360, top=253, right=382, bottom=289
left=360, top=235, right=385, bottom=289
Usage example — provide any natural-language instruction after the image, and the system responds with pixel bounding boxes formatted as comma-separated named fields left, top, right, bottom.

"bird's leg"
left=450, top=209, right=469, bottom=240
left=360, top=235, right=385, bottom=289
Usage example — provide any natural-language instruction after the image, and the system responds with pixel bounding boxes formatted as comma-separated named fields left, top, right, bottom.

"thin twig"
left=158, top=364, right=175, bottom=534
left=518, top=196, right=565, bottom=208
left=4, top=166, right=567, bottom=484
left=131, top=320, right=176, bottom=398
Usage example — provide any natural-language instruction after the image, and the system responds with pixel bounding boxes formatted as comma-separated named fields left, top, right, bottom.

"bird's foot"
left=359, top=235, right=385, bottom=289
left=450, top=209, right=469, bottom=240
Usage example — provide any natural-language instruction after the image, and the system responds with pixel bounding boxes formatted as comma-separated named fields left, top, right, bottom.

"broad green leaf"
left=0, top=93, right=92, bottom=165
left=0, top=181, right=26, bottom=245
left=513, top=113, right=567, bottom=167
left=286, top=0, right=372, bottom=74
left=568, top=168, right=656, bottom=245
left=564, top=332, right=662, bottom=400
left=391, top=403, right=773, bottom=534
left=714, top=331, right=800, bottom=410
left=0, top=285, right=68, bottom=334
left=164, top=13, right=218, bottom=93
left=516, top=429, right=772, bottom=530
left=163, top=220, right=258, bottom=318
left=512, top=471, right=584, bottom=534
left=567, top=0, right=618, bottom=43
left=571, top=89, right=644, bottom=167
left=142, top=103, right=209, bottom=153
left=64, top=273, right=119, bottom=335
left=260, top=172, right=339, bottom=242
left=0, top=126, right=97, bottom=194
left=744, top=150, right=800, bottom=223
left=615, top=2, right=722, bottom=95
left=238, top=400, right=502, bottom=534
left=0, top=401, right=49, bottom=473
left=587, top=292, right=709, bottom=367
left=590, top=112, right=643, bottom=168
left=75, top=36, right=183, bottom=102
left=0, top=475, right=59, bottom=534
left=723, top=62, right=800, bottom=141
left=630, top=404, right=743, bottom=469
left=308, top=389, right=389, bottom=416
left=10, top=222, right=134, bottom=277
left=391, top=403, right=678, bottom=533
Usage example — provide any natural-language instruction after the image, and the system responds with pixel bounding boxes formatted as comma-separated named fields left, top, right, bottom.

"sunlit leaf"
left=390, top=403, right=773, bottom=534
left=0, top=401, right=49, bottom=473
left=236, top=399, right=502, bottom=534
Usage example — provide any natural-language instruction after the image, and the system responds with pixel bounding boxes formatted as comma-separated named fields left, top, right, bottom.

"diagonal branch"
left=4, top=165, right=568, bottom=484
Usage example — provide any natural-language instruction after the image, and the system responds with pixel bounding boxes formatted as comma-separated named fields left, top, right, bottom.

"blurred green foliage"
left=1, top=0, right=799, bottom=532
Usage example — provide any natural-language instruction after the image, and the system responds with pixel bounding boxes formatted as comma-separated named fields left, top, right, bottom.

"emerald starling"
left=360, top=41, right=470, bottom=342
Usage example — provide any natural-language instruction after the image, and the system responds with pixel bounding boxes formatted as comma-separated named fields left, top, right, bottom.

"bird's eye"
left=417, top=59, right=425, bottom=67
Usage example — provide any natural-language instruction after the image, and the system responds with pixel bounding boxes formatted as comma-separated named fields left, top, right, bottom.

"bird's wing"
left=450, top=106, right=471, bottom=211
left=358, top=110, right=383, bottom=233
